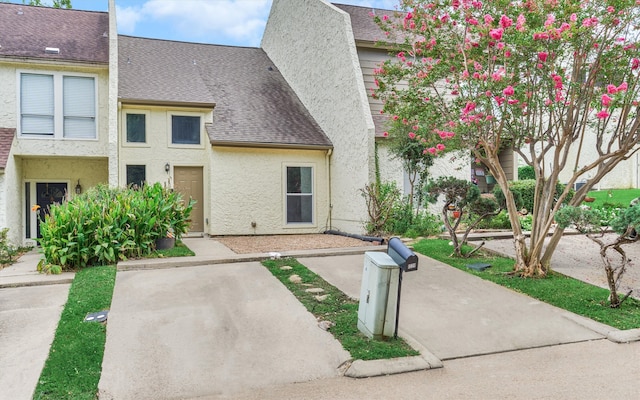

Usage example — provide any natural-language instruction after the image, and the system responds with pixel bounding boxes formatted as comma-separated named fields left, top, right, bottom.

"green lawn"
left=412, top=239, right=640, bottom=330
left=586, top=188, right=640, bottom=208
left=34, top=265, right=116, bottom=400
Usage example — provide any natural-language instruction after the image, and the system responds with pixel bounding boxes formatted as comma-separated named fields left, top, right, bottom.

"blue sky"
left=12, top=0, right=399, bottom=47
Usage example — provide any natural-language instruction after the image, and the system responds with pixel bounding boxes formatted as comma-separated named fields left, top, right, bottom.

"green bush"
left=493, top=179, right=574, bottom=214
left=0, top=228, right=19, bottom=266
left=474, top=210, right=512, bottom=229
left=38, top=183, right=194, bottom=271
left=518, top=165, right=535, bottom=180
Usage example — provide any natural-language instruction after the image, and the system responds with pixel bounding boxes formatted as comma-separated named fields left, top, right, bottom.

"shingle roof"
left=0, top=128, right=15, bottom=170
left=0, top=3, right=108, bottom=64
left=119, top=36, right=332, bottom=149
left=333, top=3, right=395, bottom=44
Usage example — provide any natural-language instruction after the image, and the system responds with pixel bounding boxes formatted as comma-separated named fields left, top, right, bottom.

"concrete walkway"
left=2, top=235, right=640, bottom=399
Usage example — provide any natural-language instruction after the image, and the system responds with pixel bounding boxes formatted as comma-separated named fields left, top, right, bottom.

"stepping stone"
left=314, top=294, right=329, bottom=302
left=288, top=274, right=302, bottom=283
left=305, top=288, right=324, bottom=294
left=280, top=266, right=293, bottom=270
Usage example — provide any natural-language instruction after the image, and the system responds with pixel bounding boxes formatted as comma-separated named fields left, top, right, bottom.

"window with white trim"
left=286, top=166, right=313, bottom=224
left=19, top=72, right=96, bottom=139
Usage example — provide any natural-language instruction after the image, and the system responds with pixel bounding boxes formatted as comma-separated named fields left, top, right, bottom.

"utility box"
left=357, top=252, right=399, bottom=340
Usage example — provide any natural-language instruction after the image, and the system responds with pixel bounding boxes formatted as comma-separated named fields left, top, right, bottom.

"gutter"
left=326, top=148, right=333, bottom=231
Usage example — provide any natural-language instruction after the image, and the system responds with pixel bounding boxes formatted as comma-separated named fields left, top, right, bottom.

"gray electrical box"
left=357, top=252, right=399, bottom=340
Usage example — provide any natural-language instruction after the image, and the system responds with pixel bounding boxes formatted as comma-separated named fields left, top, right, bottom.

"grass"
left=33, top=265, right=116, bottom=400
left=148, top=240, right=195, bottom=258
left=586, top=188, right=640, bottom=208
left=262, top=257, right=419, bottom=361
left=413, top=239, right=640, bottom=330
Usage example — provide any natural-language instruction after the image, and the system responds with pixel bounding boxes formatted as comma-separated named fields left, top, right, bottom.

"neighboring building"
left=0, top=3, right=113, bottom=246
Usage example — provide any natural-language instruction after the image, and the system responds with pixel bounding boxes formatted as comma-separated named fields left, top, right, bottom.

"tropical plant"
left=38, top=183, right=193, bottom=272
left=374, top=0, right=640, bottom=277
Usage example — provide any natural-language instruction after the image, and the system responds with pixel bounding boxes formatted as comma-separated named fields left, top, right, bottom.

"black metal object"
left=387, top=237, right=419, bottom=338
left=388, top=237, right=418, bottom=272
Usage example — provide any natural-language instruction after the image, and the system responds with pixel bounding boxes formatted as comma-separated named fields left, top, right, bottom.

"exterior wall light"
left=75, top=180, right=82, bottom=194
left=165, top=163, right=170, bottom=173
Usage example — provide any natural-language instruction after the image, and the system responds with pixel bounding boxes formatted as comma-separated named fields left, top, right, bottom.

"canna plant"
left=38, top=183, right=194, bottom=272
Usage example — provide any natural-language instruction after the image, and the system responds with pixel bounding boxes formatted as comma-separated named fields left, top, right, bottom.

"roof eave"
left=210, top=140, right=333, bottom=151
left=119, top=98, right=216, bottom=109
left=0, top=55, right=109, bottom=67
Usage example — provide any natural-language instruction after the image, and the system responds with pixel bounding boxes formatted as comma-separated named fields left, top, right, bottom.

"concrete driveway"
left=0, top=284, right=70, bottom=400
left=300, top=253, right=609, bottom=360
left=98, top=262, right=350, bottom=400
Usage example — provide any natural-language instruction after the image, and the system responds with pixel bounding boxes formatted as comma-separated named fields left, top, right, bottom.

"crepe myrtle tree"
left=373, top=0, right=640, bottom=277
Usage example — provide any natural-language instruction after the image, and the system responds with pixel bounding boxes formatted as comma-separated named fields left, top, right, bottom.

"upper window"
left=171, top=115, right=200, bottom=145
left=20, top=72, right=96, bottom=139
left=126, top=113, right=146, bottom=143
left=286, top=166, right=313, bottom=224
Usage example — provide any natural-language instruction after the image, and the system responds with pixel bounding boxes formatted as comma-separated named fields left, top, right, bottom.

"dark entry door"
left=36, top=182, right=67, bottom=237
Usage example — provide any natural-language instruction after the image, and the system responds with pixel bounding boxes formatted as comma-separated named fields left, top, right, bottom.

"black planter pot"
left=155, top=237, right=175, bottom=250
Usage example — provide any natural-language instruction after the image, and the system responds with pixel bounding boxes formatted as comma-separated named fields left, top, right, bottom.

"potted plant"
left=155, top=229, right=175, bottom=250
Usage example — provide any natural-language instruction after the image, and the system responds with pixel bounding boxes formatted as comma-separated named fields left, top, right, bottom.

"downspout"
left=326, top=148, right=333, bottom=231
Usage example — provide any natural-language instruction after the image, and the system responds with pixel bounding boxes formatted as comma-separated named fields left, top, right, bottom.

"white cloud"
left=140, top=0, right=271, bottom=45
left=115, top=5, right=144, bottom=34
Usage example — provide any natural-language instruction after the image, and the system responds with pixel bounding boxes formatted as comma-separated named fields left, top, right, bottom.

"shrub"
left=0, top=228, right=19, bottom=266
left=361, top=181, right=402, bottom=235
left=518, top=165, right=535, bottom=180
left=493, top=179, right=574, bottom=214
left=38, top=183, right=193, bottom=271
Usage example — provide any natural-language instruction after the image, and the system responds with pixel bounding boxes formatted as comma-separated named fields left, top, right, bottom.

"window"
left=63, top=76, right=95, bottom=138
left=126, top=113, right=146, bottom=143
left=21, top=74, right=54, bottom=135
left=171, top=115, right=200, bottom=145
left=19, top=72, right=96, bottom=139
left=126, top=165, right=146, bottom=189
left=286, top=166, right=313, bottom=224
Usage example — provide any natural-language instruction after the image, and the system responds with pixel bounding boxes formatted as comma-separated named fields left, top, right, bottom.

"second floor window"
left=171, top=115, right=200, bottom=145
left=20, top=72, right=96, bottom=139
left=126, top=113, right=146, bottom=143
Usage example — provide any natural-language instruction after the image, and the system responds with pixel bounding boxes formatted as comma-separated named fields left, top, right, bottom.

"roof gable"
left=0, top=3, right=108, bottom=64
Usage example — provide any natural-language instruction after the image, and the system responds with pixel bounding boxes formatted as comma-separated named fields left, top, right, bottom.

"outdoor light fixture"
left=165, top=163, right=170, bottom=173
left=75, top=180, right=82, bottom=194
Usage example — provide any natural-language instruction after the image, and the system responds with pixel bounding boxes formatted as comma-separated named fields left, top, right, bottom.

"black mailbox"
left=387, top=237, right=418, bottom=272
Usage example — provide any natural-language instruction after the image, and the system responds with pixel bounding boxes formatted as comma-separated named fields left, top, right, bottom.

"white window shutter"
left=21, top=74, right=54, bottom=135
left=63, top=76, right=95, bottom=138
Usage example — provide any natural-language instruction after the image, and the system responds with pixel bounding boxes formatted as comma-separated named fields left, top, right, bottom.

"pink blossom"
left=467, top=17, right=479, bottom=25
left=504, top=50, right=511, bottom=58
left=436, top=143, right=446, bottom=151
left=427, top=147, right=437, bottom=155
left=485, top=90, right=492, bottom=97
left=382, top=15, right=389, bottom=21
left=412, top=125, right=419, bottom=130
left=632, top=58, right=640, bottom=70
left=544, top=14, right=555, bottom=28
left=484, top=14, right=494, bottom=25
left=474, top=61, right=483, bottom=71
left=570, top=13, right=577, bottom=22
left=408, top=132, right=416, bottom=139
left=617, top=82, right=628, bottom=92
left=552, top=74, right=563, bottom=89
left=607, top=6, right=615, bottom=13
left=508, top=98, right=519, bottom=105
left=489, top=28, right=503, bottom=40
left=392, top=115, right=399, bottom=120
left=607, top=84, right=618, bottom=94
left=495, top=96, right=505, bottom=106
left=383, top=131, right=389, bottom=137
left=601, top=94, right=613, bottom=107
left=516, top=14, right=526, bottom=31
left=544, top=98, right=552, bottom=106
left=503, top=85, right=514, bottom=96
left=463, top=102, right=477, bottom=114
left=538, top=52, right=548, bottom=62
left=500, top=15, right=513, bottom=28
left=582, top=17, right=598, bottom=27
left=597, top=110, right=609, bottom=119
left=405, top=12, right=413, bottom=20
left=533, top=32, right=549, bottom=40
left=497, top=42, right=505, bottom=50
